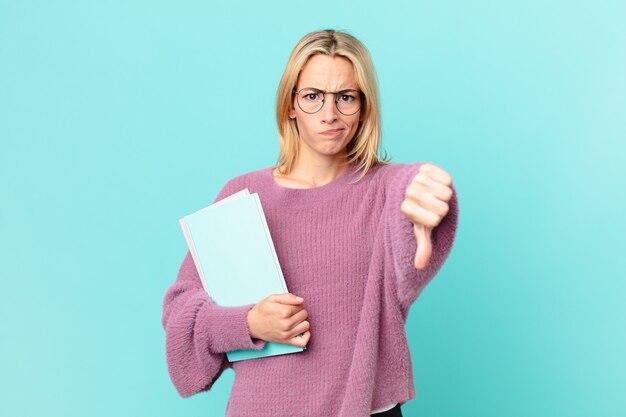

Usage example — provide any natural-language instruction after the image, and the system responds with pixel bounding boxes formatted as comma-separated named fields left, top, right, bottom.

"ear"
left=289, top=108, right=296, bottom=119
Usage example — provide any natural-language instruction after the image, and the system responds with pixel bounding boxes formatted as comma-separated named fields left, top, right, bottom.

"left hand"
left=400, top=163, right=453, bottom=270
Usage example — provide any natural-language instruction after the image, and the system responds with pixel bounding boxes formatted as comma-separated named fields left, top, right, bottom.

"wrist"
left=245, top=306, right=258, bottom=339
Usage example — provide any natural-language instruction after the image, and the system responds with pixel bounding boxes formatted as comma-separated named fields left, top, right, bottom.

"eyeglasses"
left=292, top=87, right=363, bottom=115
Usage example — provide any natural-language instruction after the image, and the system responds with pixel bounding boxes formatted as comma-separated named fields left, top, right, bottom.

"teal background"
left=1, top=0, right=624, bottom=416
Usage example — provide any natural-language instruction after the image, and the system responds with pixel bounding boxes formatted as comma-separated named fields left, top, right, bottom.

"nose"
left=320, top=93, right=338, bottom=124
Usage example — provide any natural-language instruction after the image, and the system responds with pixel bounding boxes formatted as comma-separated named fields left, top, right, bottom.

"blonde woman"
left=162, top=29, right=459, bottom=417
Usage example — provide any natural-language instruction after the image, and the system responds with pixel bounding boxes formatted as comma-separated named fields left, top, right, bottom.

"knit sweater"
left=162, top=160, right=459, bottom=417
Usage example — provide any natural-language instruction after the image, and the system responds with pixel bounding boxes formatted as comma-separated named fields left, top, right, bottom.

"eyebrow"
left=300, top=86, right=359, bottom=92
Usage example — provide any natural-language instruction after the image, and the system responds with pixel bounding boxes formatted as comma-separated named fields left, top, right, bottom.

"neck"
left=287, top=151, right=350, bottom=187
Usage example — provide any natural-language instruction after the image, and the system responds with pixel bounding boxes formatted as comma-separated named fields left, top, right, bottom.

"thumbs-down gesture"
left=400, top=163, right=454, bottom=270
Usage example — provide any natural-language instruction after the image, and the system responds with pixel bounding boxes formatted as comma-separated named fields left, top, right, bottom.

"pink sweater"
left=162, top=161, right=459, bottom=416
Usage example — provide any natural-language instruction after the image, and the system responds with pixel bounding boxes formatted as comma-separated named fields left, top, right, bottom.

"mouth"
left=320, top=128, right=344, bottom=137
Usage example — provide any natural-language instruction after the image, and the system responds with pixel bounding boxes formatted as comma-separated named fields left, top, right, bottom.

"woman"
left=162, top=29, right=459, bottom=417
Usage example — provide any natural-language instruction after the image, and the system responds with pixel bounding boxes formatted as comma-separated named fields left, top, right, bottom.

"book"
left=179, top=188, right=305, bottom=362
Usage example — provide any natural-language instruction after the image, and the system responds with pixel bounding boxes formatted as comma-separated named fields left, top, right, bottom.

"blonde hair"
left=275, top=29, right=391, bottom=183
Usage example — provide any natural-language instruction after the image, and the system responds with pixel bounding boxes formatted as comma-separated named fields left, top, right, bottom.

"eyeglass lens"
left=296, top=88, right=361, bottom=115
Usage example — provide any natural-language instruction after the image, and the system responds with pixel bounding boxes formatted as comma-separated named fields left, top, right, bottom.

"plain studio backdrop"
left=1, top=1, right=624, bottom=416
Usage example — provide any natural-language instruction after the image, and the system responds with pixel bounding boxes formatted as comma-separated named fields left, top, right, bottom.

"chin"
left=318, top=144, right=348, bottom=156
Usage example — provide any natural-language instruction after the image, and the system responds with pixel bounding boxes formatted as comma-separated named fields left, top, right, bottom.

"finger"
left=270, top=293, right=304, bottom=305
left=401, top=198, right=442, bottom=229
left=420, top=163, right=452, bottom=186
left=413, top=223, right=433, bottom=270
left=290, top=320, right=310, bottom=339
left=412, top=174, right=454, bottom=202
left=283, top=309, right=308, bottom=330
left=405, top=185, right=450, bottom=219
left=276, top=303, right=305, bottom=320
left=291, top=330, right=311, bottom=348
left=288, top=308, right=309, bottom=326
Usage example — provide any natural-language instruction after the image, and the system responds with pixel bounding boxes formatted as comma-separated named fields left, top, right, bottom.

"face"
left=289, top=54, right=362, bottom=162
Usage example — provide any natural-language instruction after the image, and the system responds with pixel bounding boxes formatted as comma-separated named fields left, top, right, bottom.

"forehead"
left=297, top=54, right=358, bottom=90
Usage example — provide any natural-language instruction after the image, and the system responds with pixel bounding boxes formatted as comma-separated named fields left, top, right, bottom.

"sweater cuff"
left=197, top=302, right=266, bottom=353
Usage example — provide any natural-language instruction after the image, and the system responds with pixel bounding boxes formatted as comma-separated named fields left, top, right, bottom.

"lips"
left=320, top=128, right=344, bottom=136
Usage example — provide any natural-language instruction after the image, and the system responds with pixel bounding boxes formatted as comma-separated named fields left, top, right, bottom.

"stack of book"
left=180, top=188, right=305, bottom=362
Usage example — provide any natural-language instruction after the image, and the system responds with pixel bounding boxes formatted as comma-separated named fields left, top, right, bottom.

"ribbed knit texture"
left=162, top=161, right=459, bottom=417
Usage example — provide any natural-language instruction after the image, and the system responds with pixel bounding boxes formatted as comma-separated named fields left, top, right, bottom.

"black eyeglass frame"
left=292, top=87, right=364, bottom=116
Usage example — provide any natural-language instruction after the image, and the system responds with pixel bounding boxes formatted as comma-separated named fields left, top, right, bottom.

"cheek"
left=346, top=115, right=361, bottom=132
left=294, top=114, right=314, bottom=137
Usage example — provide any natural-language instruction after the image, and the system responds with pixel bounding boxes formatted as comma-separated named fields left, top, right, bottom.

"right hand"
left=246, top=293, right=310, bottom=348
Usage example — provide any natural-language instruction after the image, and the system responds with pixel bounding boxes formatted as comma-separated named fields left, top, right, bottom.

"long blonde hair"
left=275, top=29, right=391, bottom=182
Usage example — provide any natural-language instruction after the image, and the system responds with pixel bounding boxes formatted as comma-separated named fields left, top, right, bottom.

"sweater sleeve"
left=161, top=179, right=267, bottom=398
left=383, top=162, right=459, bottom=316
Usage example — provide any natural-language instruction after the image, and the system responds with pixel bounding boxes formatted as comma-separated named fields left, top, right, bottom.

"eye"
left=338, top=93, right=356, bottom=102
left=300, top=89, right=323, bottom=102
left=303, top=93, right=321, bottom=101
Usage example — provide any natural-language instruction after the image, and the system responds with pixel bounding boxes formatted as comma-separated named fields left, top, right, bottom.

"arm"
left=383, top=163, right=459, bottom=316
left=161, top=180, right=266, bottom=398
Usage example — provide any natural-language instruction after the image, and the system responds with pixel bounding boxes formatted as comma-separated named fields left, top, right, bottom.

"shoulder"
left=213, top=166, right=272, bottom=202
left=369, top=161, right=425, bottom=187
left=347, top=162, right=422, bottom=193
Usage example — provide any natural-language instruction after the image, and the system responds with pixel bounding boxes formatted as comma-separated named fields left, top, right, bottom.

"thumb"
left=413, top=223, right=433, bottom=270
left=270, top=293, right=304, bottom=305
